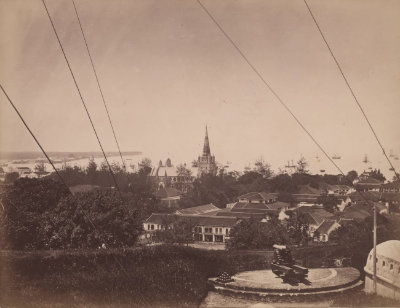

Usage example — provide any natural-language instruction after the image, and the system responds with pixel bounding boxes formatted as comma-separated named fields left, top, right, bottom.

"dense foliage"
left=226, top=214, right=309, bottom=250
left=0, top=178, right=153, bottom=250
left=1, top=245, right=269, bottom=307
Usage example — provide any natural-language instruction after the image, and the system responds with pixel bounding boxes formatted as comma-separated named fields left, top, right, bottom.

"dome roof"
left=369, top=240, right=400, bottom=262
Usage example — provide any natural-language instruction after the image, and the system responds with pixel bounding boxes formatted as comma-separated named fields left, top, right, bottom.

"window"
left=369, top=254, right=372, bottom=260
left=382, top=260, right=385, bottom=267
left=226, top=228, right=230, bottom=236
left=150, top=224, right=154, bottom=230
left=214, top=235, right=223, bottom=243
left=204, top=227, right=212, bottom=233
left=204, top=234, right=213, bottom=242
left=390, top=264, right=393, bottom=270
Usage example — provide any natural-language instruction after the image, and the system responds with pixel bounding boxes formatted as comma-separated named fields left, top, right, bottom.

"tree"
left=369, top=169, right=386, bottom=182
left=34, top=162, right=47, bottom=176
left=329, top=219, right=372, bottom=249
left=345, top=170, right=358, bottom=184
left=52, top=190, right=143, bottom=249
left=4, top=172, right=19, bottom=183
left=138, top=158, right=152, bottom=176
left=226, top=218, right=288, bottom=250
left=176, top=164, right=192, bottom=177
left=277, top=192, right=295, bottom=205
left=0, top=178, right=70, bottom=249
left=253, top=158, right=273, bottom=178
left=285, top=212, right=309, bottom=245
left=317, top=195, right=340, bottom=213
left=296, top=156, right=309, bottom=174
left=156, top=216, right=195, bottom=246
left=86, top=157, right=98, bottom=184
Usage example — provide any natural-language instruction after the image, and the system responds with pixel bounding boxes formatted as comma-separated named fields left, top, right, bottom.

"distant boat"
left=389, top=167, right=395, bottom=171
left=320, top=169, right=325, bottom=173
left=332, top=154, right=341, bottom=160
left=394, top=155, right=399, bottom=160
left=362, top=155, right=370, bottom=164
left=285, top=160, right=296, bottom=169
left=389, top=149, right=395, bottom=158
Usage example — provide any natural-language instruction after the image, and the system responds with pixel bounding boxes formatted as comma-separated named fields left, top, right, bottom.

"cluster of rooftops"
left=144, top=174, right=400, bottom=243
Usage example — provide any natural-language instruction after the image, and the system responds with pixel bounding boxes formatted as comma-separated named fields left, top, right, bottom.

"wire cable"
left=303, top=0, right=399, bottom=182
left=71, top=0, right=127, bottom=172
left=196, top=0, right=346, bottom=176
left=0, top=83, right=70, bottom=189
left=41, top=0, right=122, bottom=197
left=195, top=0, right=378, bottom=208
left=1, top=84, right=131, bottom=275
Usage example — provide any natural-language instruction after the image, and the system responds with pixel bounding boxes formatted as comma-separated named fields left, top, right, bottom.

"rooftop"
left=237, top=192, right=277, bottom=201
left=175, top=203, right=220, bottom=215
left=145, top=213, right=238, bottom=228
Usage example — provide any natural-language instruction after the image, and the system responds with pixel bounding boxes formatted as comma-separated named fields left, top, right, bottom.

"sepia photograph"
left=0, top=0, right=400, bottom=307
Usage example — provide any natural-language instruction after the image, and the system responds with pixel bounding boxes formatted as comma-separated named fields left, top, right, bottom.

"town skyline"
left=1, top=0, right=399, bottom=178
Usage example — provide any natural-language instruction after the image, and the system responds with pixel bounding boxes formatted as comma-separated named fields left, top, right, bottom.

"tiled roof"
left=380, top=193, right=400, bottom=202
left=231, top=202, right=269, bottom=210
left=155, top=187, right=183, bottom=198
left=348, top=191, right=379, bottom=202
left=216, top=211, right=265, bottom=219
left=296, top=185, right=322, bottom=195
left=339, top=204, right=371, bottom=221
left=382, top=181, right=400, bottom=189
left=175, top=203, right=220, bottom=215
left=145, top=213, right=238, bottom=228
left=297, top=207, right=334, bottom=225
left=238, top=192, right=277, bottom=201
left=151, top=166, right=178, bottom=177
left=191, top=215, right=239, bottom=227
left=144, top=213, right=174, bottom=225
left=356, top=177, right=383, bottom=185
left=316, top=220, right=338, bottom=235
left=265, top=201, right=289, bottom=210
left=230, top=208, right=277, bottom=214
left=292, top=194, right=320, bottom=202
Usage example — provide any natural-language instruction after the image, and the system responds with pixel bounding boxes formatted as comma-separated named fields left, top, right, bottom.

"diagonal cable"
left=1, top=83, right=131, bottom=275
left=0, top=83, right=69, bottom=189
left=195, top=0, right=378, bottom=209
left=303, top=0, right=399, bottom=182
left=71, top=0, right=127, bottom=171
left=41, top=0, right=122, bottom=196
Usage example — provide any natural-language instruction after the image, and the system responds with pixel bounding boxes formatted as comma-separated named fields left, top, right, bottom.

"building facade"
left=150, top=158, right=197, bottom=193
left=364, top=240, right=400, bottom=301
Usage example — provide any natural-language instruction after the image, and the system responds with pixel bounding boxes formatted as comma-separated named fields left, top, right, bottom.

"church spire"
left=203, top=125, right=211, bottom=155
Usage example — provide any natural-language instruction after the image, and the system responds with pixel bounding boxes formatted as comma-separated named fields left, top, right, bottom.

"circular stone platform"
left=208, top=267, right=363, bottom=301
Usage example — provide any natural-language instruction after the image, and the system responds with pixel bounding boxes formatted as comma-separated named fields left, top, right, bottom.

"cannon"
left=270, top=245, right=308, bottom=282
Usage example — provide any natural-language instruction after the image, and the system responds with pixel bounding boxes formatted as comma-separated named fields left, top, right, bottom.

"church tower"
left=197, top=126, right=217, bottom=176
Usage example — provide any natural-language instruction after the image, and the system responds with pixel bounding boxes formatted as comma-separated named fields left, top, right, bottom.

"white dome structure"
left=364, top=240, right=400, bottom=300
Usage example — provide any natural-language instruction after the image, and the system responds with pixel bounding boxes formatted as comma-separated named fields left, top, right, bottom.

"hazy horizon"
left=1, top=0, right=399, bottom=179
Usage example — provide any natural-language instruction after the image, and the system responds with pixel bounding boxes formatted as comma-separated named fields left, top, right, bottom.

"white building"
left=364, top=240, right=400, bottom=301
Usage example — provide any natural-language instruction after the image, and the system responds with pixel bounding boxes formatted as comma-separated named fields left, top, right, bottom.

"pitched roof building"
left=175, top=203, right=221, bottom=215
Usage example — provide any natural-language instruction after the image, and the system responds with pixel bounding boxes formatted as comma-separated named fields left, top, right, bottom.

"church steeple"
left=203, top=125, right=210, bottom=155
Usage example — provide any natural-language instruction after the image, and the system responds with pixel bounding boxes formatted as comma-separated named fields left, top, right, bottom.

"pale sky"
left=1, top=0, right=399, bottom=177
